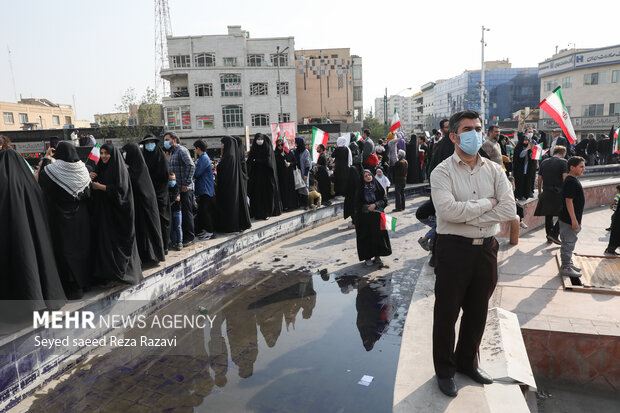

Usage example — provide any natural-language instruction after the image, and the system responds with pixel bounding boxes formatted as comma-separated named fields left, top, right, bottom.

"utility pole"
left=7, top=45, right=18, bottom=102
left=480, top=26, right=490, bottom=127
left=384, top=88, right=388, bottom=127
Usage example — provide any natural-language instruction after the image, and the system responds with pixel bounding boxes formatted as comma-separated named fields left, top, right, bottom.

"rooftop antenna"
left=7, top=45, right=18, bottom=102
left=155, top=0, right=173, bottom=99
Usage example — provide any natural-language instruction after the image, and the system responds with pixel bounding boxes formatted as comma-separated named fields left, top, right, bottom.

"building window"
left=562, top=76, right=572, bottom=89
left=583, top=72, right=606, bottom=85
left=3, top=112, right=14, bottom=124
left=582, top=104, right=604, bottom=117
left=220, top=73, right=242, bottom=96
left=610, top=103, right=620, bottom=116
left=172, top=86, right=189, bottom=98
left=277, top=82, right=289, bottom=95
left=223, top=57, right=237, bottom=67
left=612, top=70, right=620, bottom=83
left=165, top=106, right=191, bottom=130
left=353, top=66, right=361, bottom=80
left=196, top=115, right=214, bottom=129
left=52, top=115, right=60, bottom=126
left=270, top=53, right=288, bottom=67
left=194, top=83, right=213, bottom=97
left=250, top=82, right=268, bottom=96
left=222, top=105, right=243, bottom=128
left=128, top=118, right=137, bottom=126
left=353, top=86, right=362, bottom=101
left=19, top=113, right=28, bottom=123
left=338, top=77, right=343, bottom=89
left=278, top=113, right=290, bottom=123
left=65, top=116, right=72, bottom=124
left=251, top=114, right=269, bottom=127
left=247, top=54, right=264, bottom=67
left=171, top=55, right=191, bottom=68
left=544, top=80, right=559, bottom=91
left=194, top=53, right=215, bottom=67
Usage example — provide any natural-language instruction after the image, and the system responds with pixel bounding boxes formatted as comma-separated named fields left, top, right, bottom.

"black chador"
left=274, top=141, right=298, bottom=211
left=0, top=148, right=66, bottom=312
left=122, top=143, right=165, bottom=266
left=38, top=142, right=92, bottom=298
left=355, top=173, right=392, bottom=261
left=91, top=144, right=142, bottom=284
left=216, top=136, right=251, bottom=233
left=141, top=136, right=171, bottom=250
left=247, top=134, right=282, bottom=219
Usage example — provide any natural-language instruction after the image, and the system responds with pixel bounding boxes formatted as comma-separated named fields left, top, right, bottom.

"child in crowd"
left=606, top=184, right=620, bottom=231
left=308, top=177, right=322, bottom=210
left=168, top=172, right=182, bottom=251
left=558, top=157, right=586, bottom=277
left=508, top=176, right=528, bottom=229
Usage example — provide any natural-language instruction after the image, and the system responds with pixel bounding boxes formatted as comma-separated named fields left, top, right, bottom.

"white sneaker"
left=520, top=221, right=528, bottom=229
left=365, top=260, right=373, bottom=266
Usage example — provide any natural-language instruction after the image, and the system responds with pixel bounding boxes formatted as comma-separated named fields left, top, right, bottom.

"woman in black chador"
left=141, top=135, right=170, bottom=253
left=38, top=142, right=92, bottom=299
left=513, top=133, right=537, bottom=200
left=355, top=169, right=392, bottom=266
left=274, top=139, right=298, bottom=211
left=0, top=147, right=66, bottom=311
left=332, top=136, right=352, bottom=196
left=216, top=136, right=251, bottom=233
left=315, top=152, right=332, bottom=205
left=247, top=133, right=282, bottom=220
left=406, top=134, right=422, bottom=184
left=90, top=144, right=142, bottom=284
left=122, top=142, right=165, bottom=266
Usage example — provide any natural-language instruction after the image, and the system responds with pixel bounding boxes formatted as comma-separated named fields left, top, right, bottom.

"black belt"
left=440, top=234, right=495, bottom=246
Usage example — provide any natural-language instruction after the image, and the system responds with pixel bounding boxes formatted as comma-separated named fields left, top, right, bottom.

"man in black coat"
left=586, top=133, right=598, bottom=165
left=550, top=128, right=570, bottom=158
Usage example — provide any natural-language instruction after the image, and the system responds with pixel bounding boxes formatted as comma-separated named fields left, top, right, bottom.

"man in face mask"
left=429, top=110, right=516, bottom=398
left=550, top=128, right=570, bottom=159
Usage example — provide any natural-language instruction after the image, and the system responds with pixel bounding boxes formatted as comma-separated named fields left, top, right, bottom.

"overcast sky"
left=1, top=0, right=617, bottom=122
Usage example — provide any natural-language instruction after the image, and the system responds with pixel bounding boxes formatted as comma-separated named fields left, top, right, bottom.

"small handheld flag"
left=311, top=127, right=329, bottom=162
left=88, top=143, right=101, bottom=163
left=531, top=144, right=544, bottom=160
left=389, top=108, right=401, bottom=133
left=538, top=87, right=576, bottom=144
left=380, top=213, right=397, bottom=232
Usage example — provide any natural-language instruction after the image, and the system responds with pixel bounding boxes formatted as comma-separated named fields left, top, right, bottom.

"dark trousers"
left=195, top=194, right=215, bottom=234
left=433, top=234, right=499, bottom=378
left=545, top=215, right=559, bottom=237
left=394, top=182, right=406, bottom=210
left=180, top=189, right=195, bottom=243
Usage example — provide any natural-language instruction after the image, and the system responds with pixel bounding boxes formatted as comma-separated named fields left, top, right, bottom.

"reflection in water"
left=333, top=275, right=393, bottom=351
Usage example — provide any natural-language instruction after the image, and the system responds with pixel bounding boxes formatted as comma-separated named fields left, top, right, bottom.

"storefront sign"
left=539, top=115, right=620, bottom=131
left=575, top=45, right=620, bottom=69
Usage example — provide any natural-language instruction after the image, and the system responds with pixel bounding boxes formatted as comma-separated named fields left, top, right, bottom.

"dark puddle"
left=24, top=266, right=416, bottom=412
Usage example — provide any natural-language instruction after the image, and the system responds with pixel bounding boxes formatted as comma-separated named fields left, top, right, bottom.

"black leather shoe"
left=457, top=367, right=493, bottom=384
left=436, top=377, right=458, bottom=397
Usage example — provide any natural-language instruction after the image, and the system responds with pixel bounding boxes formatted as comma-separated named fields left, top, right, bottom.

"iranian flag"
left=379, top=213, right=397, bottom=232
left=531, top=144, right=544, bottom=160
left=88, top=143, right=101, bottom=163
left=538, top=86, right=576, bottom=144
left=389, top=108, right=401, bottom=133
left=311, top=127, right=329, bottom=162
left=355, top=132, right=363, bottom=142
left=613, top=126, right=620, bottom=154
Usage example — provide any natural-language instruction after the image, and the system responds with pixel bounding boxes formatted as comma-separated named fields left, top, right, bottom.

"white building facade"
left=374, top=95, right=416, bottom=134
left=161, top=26, right=297, bottom=143
left=537, top=44, right=620, bottom=139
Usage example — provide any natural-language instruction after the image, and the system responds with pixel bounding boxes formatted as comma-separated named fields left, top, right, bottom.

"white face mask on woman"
left=256, top=140, right=264, bottom=146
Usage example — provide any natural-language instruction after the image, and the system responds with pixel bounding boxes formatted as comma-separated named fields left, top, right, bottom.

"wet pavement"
left=14, top=199, right=430, bottom=413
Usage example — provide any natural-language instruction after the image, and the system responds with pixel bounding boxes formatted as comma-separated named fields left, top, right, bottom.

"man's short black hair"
left=449, top=110, right=482, bottom=135
left=164, top=131, right=179, bottom=143
left=439, top=119, right=449, bottom=129
left=193, top=139, right=207, bottom=152
left=567, top=156, right=585, bottom=169
left=363, top=129, right=370, bottom=137
left=487, top=125, right=499, bottom=133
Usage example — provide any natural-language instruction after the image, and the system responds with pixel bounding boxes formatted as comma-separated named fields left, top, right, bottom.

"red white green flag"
left=379, top=213, right=397, bottom=232
left=538, top=86, right=576, bottom=144
left=531, top=144, right=544, bottom=160
left=614, top=127, right=619, bottom=154
left=311, top=127, right=329, bottom=162
left=355, top=132, right=363, bottom=142
left=88, top=143, right=101, bottom=163
left=389, top=108, right=401, bottom=133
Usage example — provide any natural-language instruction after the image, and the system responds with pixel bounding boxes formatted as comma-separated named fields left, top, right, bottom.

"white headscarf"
left=337, top=135, right=352, bottom=167
left=375, top=168, right=390, bottom=193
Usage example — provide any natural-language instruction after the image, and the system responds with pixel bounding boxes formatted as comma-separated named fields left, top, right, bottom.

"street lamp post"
left=384, top=87, right=411, bottom=130
left=275, top=46, right=289, bottom=125
left=480, top=26, right=490, bottom=127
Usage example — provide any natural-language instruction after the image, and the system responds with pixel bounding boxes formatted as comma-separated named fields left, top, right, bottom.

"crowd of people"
left=0, top=128, right=426, bottom=309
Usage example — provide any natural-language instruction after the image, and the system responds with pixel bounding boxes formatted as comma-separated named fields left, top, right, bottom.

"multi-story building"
left=537, top=44, right=620, bottom=140
left=374, top=95, right=416, bottom=134
left=412, top=91, right=424, bottom=132
left=161, top=26, right=297, bottom=144
left=432, top=60, right=539, bottom=128
left=1, top=98, right=76, bottom=131
left=420, top=81, right=439, bottom=132
left=295, top=48, right=363, bottom=126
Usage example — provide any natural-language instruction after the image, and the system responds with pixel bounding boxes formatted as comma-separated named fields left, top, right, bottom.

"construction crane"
left=154, top=0, right=173, bottom=98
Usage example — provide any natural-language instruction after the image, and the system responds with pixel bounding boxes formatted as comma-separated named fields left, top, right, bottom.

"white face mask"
left=526, top=132, right=533, bottom=139
left=122, top=152, right=127, bottom=159
left=256, top=140, right=264, bottom=146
